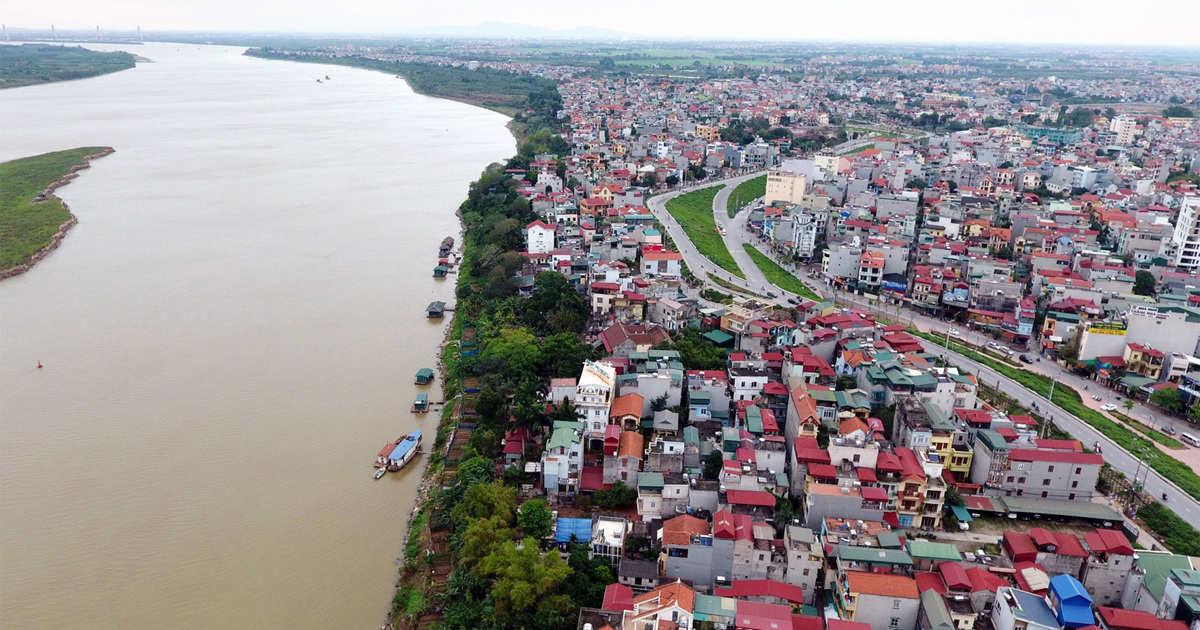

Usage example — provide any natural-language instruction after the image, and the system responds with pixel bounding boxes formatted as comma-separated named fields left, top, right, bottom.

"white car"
left=947, top=328, right=960, bottom=337
left=1100, top=404, right=1117, bottom=411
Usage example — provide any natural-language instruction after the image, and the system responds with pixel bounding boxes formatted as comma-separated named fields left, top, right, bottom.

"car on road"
left=986, top=342, right=999, bottom=350
left=766, top=291, right=778, bottom=298
left=1162, top=425, right=1177, bottom=436
left=1100, top=404, right=1117, bottom=411
left=1019, top=354, right=1032, bottom=364
left=1092, top=395, right=1101, bottom=401
left=787, top=298, right=800, bottom=305
left=947, top=328, right=960, bottom=337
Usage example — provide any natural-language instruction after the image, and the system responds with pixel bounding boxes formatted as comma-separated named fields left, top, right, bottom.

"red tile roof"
left=844, top=571, right=919, bottom=598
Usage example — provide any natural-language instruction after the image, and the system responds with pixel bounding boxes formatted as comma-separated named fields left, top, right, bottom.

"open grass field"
left=727, top=175, right=766, bottom=217
left=0, top=44, right=136, bottom=89
left=0, top=147, right=109, bottom=270
left=741, top=244, right=822, bottom=301
left=664, top=186, right=744, bottom=278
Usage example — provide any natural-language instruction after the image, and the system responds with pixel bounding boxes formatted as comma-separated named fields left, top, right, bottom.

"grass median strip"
left=726, top=175, right=765, bottom=217
left=1110, top=411, right=1184, bottom=448
left=741, top=244, right=822, bottom=301
left=911, top=329, right=1200, bottom=502
left=665, top=186, right=744, bottom=278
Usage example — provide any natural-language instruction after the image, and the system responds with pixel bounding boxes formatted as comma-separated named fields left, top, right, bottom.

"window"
left=1043, top=479, right=1051, bottom=486
left=893, top=600, right=902, bottom=609
left=803, top=569, right=810, bottom=576
left=1042, top=491, right=1048, bottom=498
left=1076, top=467, right=1082, bottom=475
left=1018, top=477, right=1026, bottom=484
left=1069, top=493, right=1076, bottom=500
left=1072, top=481, right=1078, bottom=488
left=1007, top=476, right=1014, bottom=483
left=890, top=618, right=900, bottom=628
left=1048, top=466, right=1055, bottom=473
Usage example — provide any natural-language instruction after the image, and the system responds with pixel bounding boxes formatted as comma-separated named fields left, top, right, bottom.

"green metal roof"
left=920, top=590, right=955, bottom=630
left=1136, top=553, right=1193, bottom=599
left=950, top=505, right=973, bottom=523
left=977, top=429, right=1009, bottom=452
left=835, top=545, right=913, bottom=566
left=690, top=391, right=711, bottom=405
left=1120, top=375, right=1158, bottom=390
left=637, top=472, right=665, bottom=491
left=683, top=426, right=699, bottom=444
left=546, top=422, right=583, bottom=451
left=694, top=594, right=737, bottom=619
left=908, top=540, right=963, bottom=562
left=877, top=531, right=904, bottom=549
left=809, top=389, right=838, bottom=403
left=999, top=496, right=1121, bottom=521
left=703, top=330, right=735, bottom=345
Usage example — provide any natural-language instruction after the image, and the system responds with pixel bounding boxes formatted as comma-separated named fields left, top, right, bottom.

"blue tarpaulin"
left=555, top=518, right=592, bottom=544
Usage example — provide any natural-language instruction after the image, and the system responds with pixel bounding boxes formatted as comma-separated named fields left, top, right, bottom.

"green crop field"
left=664, top=186, right=743, bottom=278
left=741, top=244, right=821, bottom=301
left=727, top=175, right=766, bottom=217
left=1, top=147, right=110, bottom=270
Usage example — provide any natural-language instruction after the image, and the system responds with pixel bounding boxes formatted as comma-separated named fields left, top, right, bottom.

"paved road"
left=647, top=173, right=792, bottom=304
left=833, top=291, right=1200, bottom=525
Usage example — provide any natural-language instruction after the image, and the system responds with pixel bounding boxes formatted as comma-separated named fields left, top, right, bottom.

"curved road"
left=648, top=173, right=828, bottom=307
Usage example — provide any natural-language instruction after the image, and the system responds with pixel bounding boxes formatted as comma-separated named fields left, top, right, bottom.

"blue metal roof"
left=388, top=430, right=422, bottom=461
left=555, top=518, right=592, bottom=544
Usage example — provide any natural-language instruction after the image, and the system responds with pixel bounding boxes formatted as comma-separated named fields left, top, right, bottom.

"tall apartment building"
left=765, top=170, right=808, bottom=205
left=1173, top=195, right=1200, bottom=271
left=1110, top=115, right=1137, bottom=146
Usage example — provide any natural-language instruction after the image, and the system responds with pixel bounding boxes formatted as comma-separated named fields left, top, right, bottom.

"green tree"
left=540, top=332, right=595, bottom=378
left=452, top=482, right=519, bottom=524
left=1134, top=270, right=1156, bottom=296
left=459, top=515, right=516, bottom=567
left=458, top=455, right=495, bottom=487
left=594, top=481, right=637, bottom=509
left=703, top=449, right=724, bottom=480
left=905, top=178, right=927, bottom=190
left=518, top=499, right=554, bottom=539
left=1163, top=105, right=1194, bottom=118
left=477, top=538, right=574, bottom=617
left=665, top=174, right=680, bottom=187
left=484, top=327, right=543, bottom=374
left=1123, top=399, right=1135, bottom=413
left=1151, top=387, right=1184, bottom=413
left=836, top=374, right=858, bottom=391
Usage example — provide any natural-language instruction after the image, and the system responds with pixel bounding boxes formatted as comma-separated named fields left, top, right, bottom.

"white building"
left=1110, top=116, right=1138, bottom=146
left=1173, top=195, right=1200, bottom=272
left=792, top=212, right=821, bottom=259
left=526, top=220, right=556, bottom=254
left=576, top=361, right=617, bottom=451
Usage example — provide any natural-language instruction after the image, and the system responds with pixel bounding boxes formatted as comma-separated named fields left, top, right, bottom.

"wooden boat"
left=412, top=393, right=429, bottom=413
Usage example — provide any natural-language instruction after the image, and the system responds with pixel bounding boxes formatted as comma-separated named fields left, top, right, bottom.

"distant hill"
left=409, top=21, right=640, bottom=40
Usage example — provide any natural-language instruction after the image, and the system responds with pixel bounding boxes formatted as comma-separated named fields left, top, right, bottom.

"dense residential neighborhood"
left=357, top=43, right=1200, bottom=630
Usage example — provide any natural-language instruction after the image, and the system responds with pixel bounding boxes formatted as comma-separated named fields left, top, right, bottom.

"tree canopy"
left=517, top=499, right=553, bottom=539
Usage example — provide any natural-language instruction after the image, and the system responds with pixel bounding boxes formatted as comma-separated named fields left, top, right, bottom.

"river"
left=0, top=43, right=514, bottom=629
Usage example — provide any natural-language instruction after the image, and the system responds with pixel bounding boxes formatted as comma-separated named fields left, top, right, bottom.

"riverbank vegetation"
left=244, top=48, right=558, bottom=117
left=740, top=244, right=822, bottom=301
left=384, top=71, right=618, bottom=630
left=0, top=147, right=111, bottom=271
left=664, top=186, right=745, bottom=278
left=0, top=44, right=135, bottom=89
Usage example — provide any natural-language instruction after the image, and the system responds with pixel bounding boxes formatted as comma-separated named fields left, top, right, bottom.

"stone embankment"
left=0, top=147, right=114, bottom=280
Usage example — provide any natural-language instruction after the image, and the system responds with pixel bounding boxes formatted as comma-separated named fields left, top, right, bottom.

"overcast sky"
left=6, top=0, right=1199, bottom=46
